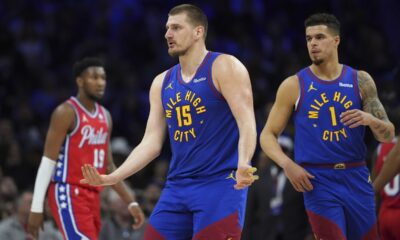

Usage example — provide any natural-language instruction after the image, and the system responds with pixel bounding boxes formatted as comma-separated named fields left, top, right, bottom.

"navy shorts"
left=144, top=171, right=247, bottom=240
left=303, top=165, right=378, bottom=240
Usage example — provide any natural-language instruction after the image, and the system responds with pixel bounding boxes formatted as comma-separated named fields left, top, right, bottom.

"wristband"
left=31, top=156, right=56, bottom=213
left=128, top=201, right=139, bottom=209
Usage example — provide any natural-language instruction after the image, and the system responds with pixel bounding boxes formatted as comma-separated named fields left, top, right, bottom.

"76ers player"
left=27, top=58, right=144, bottom=239
left=373, top=137, right=400, bottom=239
left=80, top=4, right=257, bottom=240
left=260, top=13, right=394, bottom=240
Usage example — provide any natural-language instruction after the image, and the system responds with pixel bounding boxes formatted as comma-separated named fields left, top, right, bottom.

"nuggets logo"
left=308, top=91, right=353, bottom=142
left=165, top=90, right=207, bottom=142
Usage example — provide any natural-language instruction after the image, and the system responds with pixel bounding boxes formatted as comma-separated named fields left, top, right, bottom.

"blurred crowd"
left=0, top=0, right=399, bottom=239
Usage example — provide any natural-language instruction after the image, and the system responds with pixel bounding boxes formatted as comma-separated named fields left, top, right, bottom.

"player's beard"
left=313, top=59, right=324, bottom=65
left=168, top=46, right=187, bottom=57
left=86, top=91, right=103, bottom=102
left=87, top=92, right=103, bottom=102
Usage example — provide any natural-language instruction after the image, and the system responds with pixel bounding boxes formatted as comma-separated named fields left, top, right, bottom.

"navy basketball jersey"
left=294, top=65, right=366, bottom=164
left=162, top=51, right=239, bottom=179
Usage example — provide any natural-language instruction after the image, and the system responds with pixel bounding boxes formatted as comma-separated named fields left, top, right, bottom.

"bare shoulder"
left=278, top=75, right=300, bottom=98
left=357, top=70, right=377, bottom=98
left=48, top=102, right=76, bottom=131
left=214, top=53, right=241, bottom=64
left=211, top=54, right=249, bottom=92
left=280, top=75, right=299, bottom=90
left=52, top=102, right=75, bottom=120
left=151, top=70, right=169, bottom=90
left=357, top=70, right=373, bottom=82
left=212, top=54, right=247, bottom=75
left=148, top=70, right=171, bottom=103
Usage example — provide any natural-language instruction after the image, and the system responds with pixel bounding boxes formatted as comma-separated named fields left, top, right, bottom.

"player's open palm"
left=27, top=212, right=44, bottom=239
left=283, top=161, right=315, bottom=192
left=234, top=164, right=259, bottom=190
left=80, top=164, right=116, bottom=186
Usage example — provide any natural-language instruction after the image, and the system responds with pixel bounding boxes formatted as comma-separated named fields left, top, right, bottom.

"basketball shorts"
left=303, top=165, right=378, bottom=240
left=48, top=182, right=101, bottom=240
left=144, top=171, right=247, bottom=240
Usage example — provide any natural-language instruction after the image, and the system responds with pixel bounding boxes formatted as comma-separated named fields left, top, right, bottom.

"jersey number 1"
left=329, top=106, right=337, bottom=126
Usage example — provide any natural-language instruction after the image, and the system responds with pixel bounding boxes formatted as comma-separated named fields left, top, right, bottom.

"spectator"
left=100, top=189, right=145, bottom=240
left=0, top=176, right=18, bottom=220
left=0, top=191, right=62, bottom=240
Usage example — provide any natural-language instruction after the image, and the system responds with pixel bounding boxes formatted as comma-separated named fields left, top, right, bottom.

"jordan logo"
left=165, top=82, right=173, bottom=90
left=226, top=171, right=237, bottom=181
left=82, top=115, right=88, bottom=123
left=308, top=82, right=317, bottom=92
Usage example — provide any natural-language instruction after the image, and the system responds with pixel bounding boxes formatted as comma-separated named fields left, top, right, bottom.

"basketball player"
left=27, top=58, right=145, bottom=239
left=80, top=4, right=257, bottom=240
left=373, top=137, right=400, bottom=239
left=260, top=13, right=394, bottom=240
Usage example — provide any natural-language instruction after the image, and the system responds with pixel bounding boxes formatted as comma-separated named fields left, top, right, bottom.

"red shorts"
left=378, top=207, right=400, bottom=240
left=48, top=182, right=101, bottom=239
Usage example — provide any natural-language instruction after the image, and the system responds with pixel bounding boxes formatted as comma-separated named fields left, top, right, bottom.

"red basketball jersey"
left=375, top=138, right=400, bottom=209
left=52, top=97, right=109, bottom=191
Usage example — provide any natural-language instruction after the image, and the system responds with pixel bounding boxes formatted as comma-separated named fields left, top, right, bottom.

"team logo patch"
left=226, top=171, right=236, bottom=181
left=193, top=77, right=207, bottom=83
left=339, top=82, right=353, bottom=88
left=82, top=115, right=88, bottom=123
left=308, top=82, right=317, bottom=92
left=165, top=82, right=173, bottom=90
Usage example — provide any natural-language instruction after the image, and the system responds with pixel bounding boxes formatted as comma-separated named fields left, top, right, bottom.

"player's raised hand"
left=340, top=109, right=372, bottom=128
left=234, top=164, right=259, bottom=190
left=127, top=202, right=146, bottom=230
left=283, top=161, right=314, bottom=192
left=80, top=164, right=117, bottom=186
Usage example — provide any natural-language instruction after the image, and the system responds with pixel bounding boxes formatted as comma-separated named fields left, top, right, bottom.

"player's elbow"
left=259, top=128, right=268, bottom=147
left=259, top=127, right=274, bottom=154
left=379, top=123, right=395, bottom=143
left=149, top=143, right=163, bottom=159
left=151, top=148, right=162, bottom=159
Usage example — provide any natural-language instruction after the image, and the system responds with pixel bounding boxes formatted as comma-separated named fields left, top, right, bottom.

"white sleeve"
left=31, top=156, right=56, bottom=213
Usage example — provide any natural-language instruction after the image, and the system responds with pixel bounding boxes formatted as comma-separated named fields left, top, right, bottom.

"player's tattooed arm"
left=358, top=70, right=394, bottom=141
